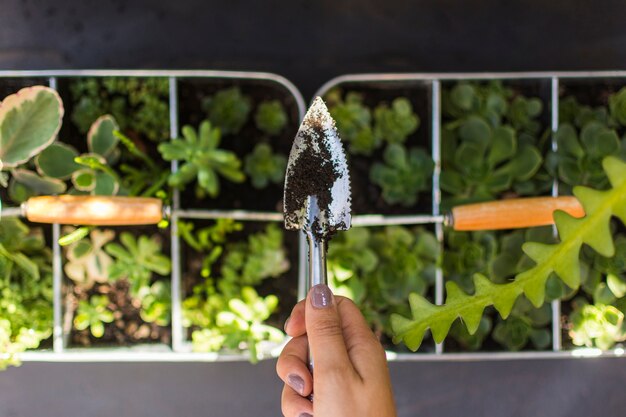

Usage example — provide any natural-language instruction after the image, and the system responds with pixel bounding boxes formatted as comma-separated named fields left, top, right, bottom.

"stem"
left=114, top=130, right=158, bottom=171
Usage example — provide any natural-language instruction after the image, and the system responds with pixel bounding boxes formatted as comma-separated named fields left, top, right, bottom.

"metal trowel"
left=283, top=96, right=351, bottom=295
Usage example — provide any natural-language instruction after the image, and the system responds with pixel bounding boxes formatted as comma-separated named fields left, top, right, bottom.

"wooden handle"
left=25, top=195, right=163, bottom=225
left=451, top=196, right=585, bottom=231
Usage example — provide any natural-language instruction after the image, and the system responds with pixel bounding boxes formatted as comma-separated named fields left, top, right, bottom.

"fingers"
left=276, top=335, right=313, bottom=397
left=284, top=299, right=306, bottom=337
left=335, top=297, right=388, bottom=378
left=281, top=384, right=313, bottom=417
left=305, top=284, right=354, bottom=377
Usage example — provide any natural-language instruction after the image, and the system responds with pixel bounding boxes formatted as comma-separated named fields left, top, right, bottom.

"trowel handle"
left=24, top=195, right=164, bottom=225
left=450, top=196, right=585, bottom=231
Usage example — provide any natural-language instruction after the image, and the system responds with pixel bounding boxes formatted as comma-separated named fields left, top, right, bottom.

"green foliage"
left=244, top=143, right=287, bottom=189
left=182, top=222, right=289, bottom=361
left=63, top=228, right=115, bottom=289
left=74, top=295, right=114, bottom=338
left=373, top=98, right=420, bottom=144
left=105, top=232, right=171, bottom=298
left=443, top=227, right=559, bottom=350
left=70, top=77, right=170, bottom=142
left=138, top=281, right=172, bottom=326
left=0, top=86, right=63, bottom=168
left=158, top=120, right=245, bottom=198
left=328, top=226, right=438, bottom=338
left=255, top=100, right=288, bottom=136
left=203, top=87, right=252, bottom=135
left=391, top=157, right=626, bottom=351
left=609, top=87, right=626, bottom=126
left=569, top=299, right=626, bottom=350
left=220, top=224, right=290, bottom=296
left=370, top=144, right=434, bottom=207
left=547, top=94, right=626, bottom=194
left=326, top=90, right=380, bottom=156
left=0, top=218, right=53, bottom=369
left=441, top=81, right=549, bottom=207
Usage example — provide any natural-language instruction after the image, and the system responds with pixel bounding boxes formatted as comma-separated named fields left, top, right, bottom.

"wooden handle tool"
left=450, top=196, right=585, bottom=231
left=24, top=195, right=164, bottom=225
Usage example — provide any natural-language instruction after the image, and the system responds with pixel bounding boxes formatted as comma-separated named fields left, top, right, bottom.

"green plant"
left=546, top=94, right=626, bottom=194
left=74, top=295, right=114, bottom=338
left=63, top=228, right=115, bottom=289
left=220, top=224, right=290, bottom=296
left=441, top=82, right=549, bottom=207
left=158, top=120, right=245, bottom=198
left=182, top=222, right=289, bottom=361
left=0, top=218, right=53, bottom=369
left=373, top=98, right=420, bottom=144
left=370, top=143, right=434, bottom=207
left=609, top=87, right=626, bottom=126
left=70, top=77, right=170, bottom=142
left=203, top=87, right=252, bottom=135
left=326, top=90, right=380, bottom=156
left=244, top=143, right=287, bottom=189
left=568, top=299, right=626, bottom=350
left=138, top=281, right=172, bottom=326
left=0, top=86, right=66, bottom=203
left=105, top=232, right=171, bottom=297
left=391, top=156, right=626, bottom=351
left=255, top=100, right=288, bottom=136
left=328, top=226, right=438, bottom=339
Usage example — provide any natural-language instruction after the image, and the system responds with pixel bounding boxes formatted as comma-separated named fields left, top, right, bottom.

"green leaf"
left=87, top=115, right=120, bottom=158
left=392, top=156, right=626, bottom=350
left=12, top=168, right=66, bottom=194
left=35, top=143, right=80, bottom=179
left=0, top=86, right=64, bottom=168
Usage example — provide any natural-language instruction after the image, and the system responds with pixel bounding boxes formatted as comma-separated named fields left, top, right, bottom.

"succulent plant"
left=0, top=86, right=64, bottom=168
left=244, top=143, right=287, bottom=189
left=203, top=87, right=252, bottom=135
left=609, top=87, right=626, bottom=126
left=74, top=295, right=114, bottom=338
left=70, top=77, right=169, bottom=142
left=138, top=280, right=172, bottom=326
left=63, top=228, right=116, bottom=289
left=105, top=232, right=171, bottom=297
left=254, top=100, right=288, bottom=136
left=441, top=81, right=549, bottom=208
left=326, top=90, right=380, bottom=156
left=373, top=97, right=420, bottom=144
left=158, top=120, right=245, bottom=198
left=370, top=143, right=434, bottom=207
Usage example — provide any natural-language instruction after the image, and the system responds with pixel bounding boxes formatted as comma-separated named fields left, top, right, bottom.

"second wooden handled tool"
left=1, top=194, right=585, bottom=229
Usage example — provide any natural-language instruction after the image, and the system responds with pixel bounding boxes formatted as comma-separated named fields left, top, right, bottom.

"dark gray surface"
left=1, top=0, right=626, bottom=97
left=0, top=357, right=624, bottom=417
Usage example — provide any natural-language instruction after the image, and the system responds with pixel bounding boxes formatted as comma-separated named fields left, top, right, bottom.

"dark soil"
left=559, top=78, right=626, bottom=109
left=177, top=78, right=301, bottom=212
left=180, top=220, right=300, bottom=339
left=0, top=77, right=50, bottom=101
left=65, top=224, right=172, bottom=347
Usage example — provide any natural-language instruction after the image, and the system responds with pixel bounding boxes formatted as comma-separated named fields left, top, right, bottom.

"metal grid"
left=2, top=70, right=626, bottom=362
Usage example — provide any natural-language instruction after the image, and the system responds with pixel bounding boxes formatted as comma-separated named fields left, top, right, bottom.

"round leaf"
left=0, top=86, right=64, bottom=168
left=11, top=168, right=66, bottom=194
left=35, top=143, right=80, bottom=179
left=87, top=115, right=119, bottom=158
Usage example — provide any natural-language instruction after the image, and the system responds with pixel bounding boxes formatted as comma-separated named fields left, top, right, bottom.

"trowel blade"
left=283, top=97, right=351, bottom=239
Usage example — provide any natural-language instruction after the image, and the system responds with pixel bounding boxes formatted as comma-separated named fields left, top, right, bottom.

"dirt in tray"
left=67, top=279, right=171, bottom=347
left=177, top=78, right=301, bottom=212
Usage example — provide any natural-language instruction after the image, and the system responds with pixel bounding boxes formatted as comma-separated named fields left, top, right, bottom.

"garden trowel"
left=283, top=96, right=351, bottom=292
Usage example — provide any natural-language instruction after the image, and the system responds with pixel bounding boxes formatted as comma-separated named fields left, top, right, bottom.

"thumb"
left=306, top=284, right=353, bottom=375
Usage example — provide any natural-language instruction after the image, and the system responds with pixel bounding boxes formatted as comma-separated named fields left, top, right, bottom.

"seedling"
left=74, top=295, right=114, bottom=338
left=244, top=143, right=287, bottom=189
left=255, top=100, right=288, bottom=136
left=203, top=87, right=252, bottom=135
left=158, top=120, right=245, bottom=198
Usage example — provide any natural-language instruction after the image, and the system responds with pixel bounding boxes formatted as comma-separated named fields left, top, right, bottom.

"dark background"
left=1, top=0, right=625, bottom=97
left=2, top=1, right=626, bottom=416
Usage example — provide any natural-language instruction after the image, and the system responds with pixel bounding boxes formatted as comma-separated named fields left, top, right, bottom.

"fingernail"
left=299, top=413, right=313, bottom=417
left=311, top=284, right=332, bottom=309
left=288, top=373, right=305, bottom=395
left=284, top=316, right=290, bottom=332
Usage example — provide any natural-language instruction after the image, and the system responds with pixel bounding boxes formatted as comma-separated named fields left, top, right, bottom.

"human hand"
left=276, top=284, right=397, bottom=417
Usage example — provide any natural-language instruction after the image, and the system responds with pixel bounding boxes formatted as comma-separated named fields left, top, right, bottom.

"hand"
left=276, top=284, right=397, bottom=417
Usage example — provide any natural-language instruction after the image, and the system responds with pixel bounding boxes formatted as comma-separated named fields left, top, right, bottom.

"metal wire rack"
left=2, top=70, right=626, bottom=363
